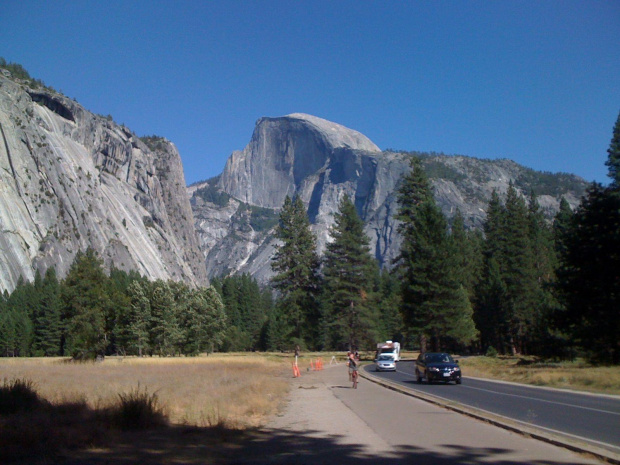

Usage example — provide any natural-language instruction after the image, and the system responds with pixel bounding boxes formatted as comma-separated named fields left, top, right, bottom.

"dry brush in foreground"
left=0, top=354, right=291, bottom=463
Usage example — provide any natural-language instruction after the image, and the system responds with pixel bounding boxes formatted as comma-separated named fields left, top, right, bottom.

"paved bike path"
left=252, top=363, right=603, bottom=464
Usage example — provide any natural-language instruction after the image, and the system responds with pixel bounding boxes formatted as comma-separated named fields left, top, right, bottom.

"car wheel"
left=416, top=369, right=422, bottom=384
left=456, top=378, right=462, bottom=385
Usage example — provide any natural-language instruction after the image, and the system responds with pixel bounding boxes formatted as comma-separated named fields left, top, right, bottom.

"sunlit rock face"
left=0, top=64, right=587, bottom=293
left=192, top=113, right=588, bottom=284
left=0, top=73, right=207, bottom=293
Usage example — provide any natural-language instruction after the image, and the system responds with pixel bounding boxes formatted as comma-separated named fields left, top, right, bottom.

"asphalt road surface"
left=261, top=364, right=606, bottom=465
left=365, top=360, right=620, bottom=455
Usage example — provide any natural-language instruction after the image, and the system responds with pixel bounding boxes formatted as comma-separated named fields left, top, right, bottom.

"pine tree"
left=271, top=195, right=322, bottom=349
left=192, top=286, right=227, bottom=355
left=61, top=248, right=109, bottom=359
left=148, top=280, right=182, bottom=356
left=7, top=276, right=36, bottom=356
left=376, top=270, right=404, bottom=342
left=476, top=185, right=540, bottom=355
left=323, top=194, right=380, bottom=351
left=239, top=274, right=265, bottom=347
left=264, top=304, right=290, bottom=352
left=34, top=268, right=62, bottom=356
left=553, top=197, right=573, bottom=258
left=605, top=111, right=620, bottom=188
left=0, top=293, right=18, bottom=356
left=502, top=183, right=539, bottom=354
left=474, top=256, right=507, bottom=353
left=122, top=280, right=152, bottom=356
left=556, top=182, right=620, bottom=363
left=451, top=210, right=483, bottom=301
left=396, top=158, right=477, bottom=352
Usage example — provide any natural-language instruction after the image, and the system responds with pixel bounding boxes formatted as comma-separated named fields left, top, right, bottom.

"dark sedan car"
left=415, top=352, right=461, bottom=384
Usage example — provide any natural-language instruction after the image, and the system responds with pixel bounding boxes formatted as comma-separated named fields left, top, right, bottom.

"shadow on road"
left=42, top=424, right=588, bottom=465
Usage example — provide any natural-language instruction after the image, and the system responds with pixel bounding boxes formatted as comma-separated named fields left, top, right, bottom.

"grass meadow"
left=0, top=354, right=293, bottom=463
left=0, top=354, right=291, bottom=427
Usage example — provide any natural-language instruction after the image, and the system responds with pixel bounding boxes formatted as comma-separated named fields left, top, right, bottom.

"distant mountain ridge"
left=0, top=63, right=589, bottom=292
left=191, top=114, right=588, bottom=283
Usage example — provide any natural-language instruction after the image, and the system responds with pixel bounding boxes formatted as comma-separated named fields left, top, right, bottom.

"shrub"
left=0, top=378, right=44, bottom=414
left=485, top=346, right=498, bottom=358
left=108, top=385, right=167, bottom=430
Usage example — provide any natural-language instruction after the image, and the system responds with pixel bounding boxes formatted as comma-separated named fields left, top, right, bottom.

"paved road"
left=364, top=360, right=620, bottom=455
left=260, top=364, right=605, bottom=464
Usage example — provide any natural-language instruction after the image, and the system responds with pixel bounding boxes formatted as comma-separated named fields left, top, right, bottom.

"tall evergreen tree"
left=61, top=248, right=109, bottom=359
left=527, top=191, right=563, bottom=356
left=451, top=210, right=483, bottom=301
left=323, top=194, right=380, bottom=351
left=553, top=197, right=573, bottom=259
left=34, top=268, right=62, bottom=356
left=604, top=111, right=620, bottom=188
left=556, top=177, right=620, bottom=363
left=121, top=280, right=152, bottom=356
left=271, top=195, right=322, bottom=349
left=376, top=270, right=404, bottom=343
left=176, top=284, right=226, bottom=355
left=103, top=267, right=135, bottom=355
left=6, top=276, right=36, bottom=356
left=238, top=274, right=266, bottom=346
left=502, top=183, right=539, bottom=354
left=475, top=256, right=507, bottom=353
left=396, top=158, right=477, bottom=352
left=148, top=280, right=182, bottom=356
left=215, top=274, right=269, bottom=351
left=476, top=185, right=541, bottom=355
left=475, top=190, right=509, bottom=353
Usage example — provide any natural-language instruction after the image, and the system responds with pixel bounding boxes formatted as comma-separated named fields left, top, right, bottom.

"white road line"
left=461, top=384, right=620, bottom=416
left=392, top=368, right=619, bottom=416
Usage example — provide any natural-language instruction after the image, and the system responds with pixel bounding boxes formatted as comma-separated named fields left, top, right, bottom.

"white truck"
left=376, top=341, right=401, bottom=362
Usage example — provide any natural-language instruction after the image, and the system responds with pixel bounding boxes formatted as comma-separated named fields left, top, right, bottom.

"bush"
left=485, top=346, right=498, bottom=358
left=108, top=385, right=167, bottom=430
left=0, top=378, right=45, bottom=414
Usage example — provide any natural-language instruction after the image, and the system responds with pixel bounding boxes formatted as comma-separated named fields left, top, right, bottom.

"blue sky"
left=3, top=1, right=619, bottom=185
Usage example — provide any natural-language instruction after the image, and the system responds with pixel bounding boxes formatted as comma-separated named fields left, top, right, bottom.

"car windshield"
left=378, top=355, right=393, bottom=361
left=427, top=354, right=454, bottom=363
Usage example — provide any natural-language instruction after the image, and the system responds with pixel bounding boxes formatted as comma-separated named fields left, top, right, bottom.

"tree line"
left=264, top=111, right=620, bottom=364
left=1, top=113, right=618, bottom=364
left=0, top=251, right=227, bottom=359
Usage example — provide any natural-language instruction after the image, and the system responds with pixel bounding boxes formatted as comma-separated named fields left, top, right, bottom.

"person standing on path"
left=348, top=352, right=359, bottom=389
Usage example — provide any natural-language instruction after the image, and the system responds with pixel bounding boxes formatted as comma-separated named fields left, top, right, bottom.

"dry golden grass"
left=458, top=356, right=620, bottom=395
left=0, top=354, right=291, bottom=428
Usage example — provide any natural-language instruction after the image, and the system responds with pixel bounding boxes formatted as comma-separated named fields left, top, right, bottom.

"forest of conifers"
left=1, top=113, right=619, bottom=364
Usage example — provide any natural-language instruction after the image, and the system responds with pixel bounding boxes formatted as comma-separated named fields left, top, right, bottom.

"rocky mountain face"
left=0, top=71, right=207, bottom=293
left=191, top=114, right=588, bottom=284
left=0, top=65, right=590, bottom=293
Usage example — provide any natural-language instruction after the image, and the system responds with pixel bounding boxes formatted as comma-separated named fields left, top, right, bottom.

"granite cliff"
left=0, top=71, right=207, bottom=293
left=191, top=114, right=588, bottom=283
left=0, top=64, right=589, bottom=292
